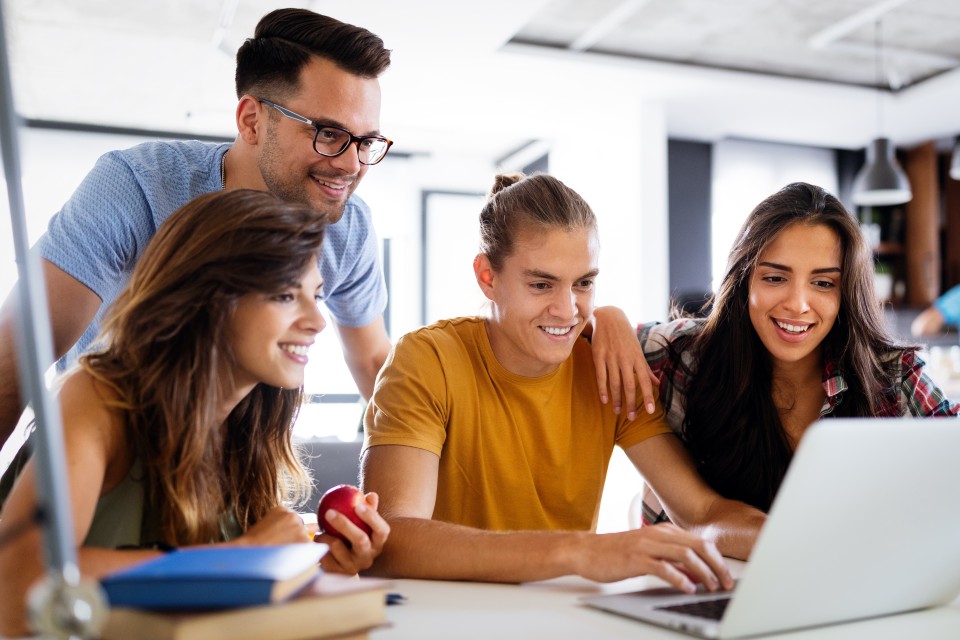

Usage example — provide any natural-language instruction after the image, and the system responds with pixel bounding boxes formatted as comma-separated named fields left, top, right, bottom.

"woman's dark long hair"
left=81, top=189, right=326, bottom=544
left=672, top=182, right=912, bottom=511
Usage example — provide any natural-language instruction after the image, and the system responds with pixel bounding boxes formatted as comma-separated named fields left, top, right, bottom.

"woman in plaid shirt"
left=594, top=182, right=959, bottom=524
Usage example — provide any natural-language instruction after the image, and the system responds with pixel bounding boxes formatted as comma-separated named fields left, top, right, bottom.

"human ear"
left=473, top=254, right=496, bottom=300
left=236, top=95, right=264, bottom=145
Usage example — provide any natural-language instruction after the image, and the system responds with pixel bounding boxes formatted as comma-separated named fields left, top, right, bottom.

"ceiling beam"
left=569, top=0, right=653, bottom=52
left=807, top=0, right=910, bottom=50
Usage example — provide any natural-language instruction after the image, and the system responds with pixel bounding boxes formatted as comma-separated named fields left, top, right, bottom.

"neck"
left=217, top=380, right=256, bottom=425
left=770, top=351, right=823, bottom=388
left=223, top=140, right=269, bottom=191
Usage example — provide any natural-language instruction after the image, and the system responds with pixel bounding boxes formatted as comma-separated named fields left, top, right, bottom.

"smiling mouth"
left=775, top=319, right=812, bottom=335
left=280, top=343, right=310, bottom=356
left=311, top=172, right=354, bottom=191
left=315, top=177, right=346, bottom=190
left=540, top=325, right=574, bottom=336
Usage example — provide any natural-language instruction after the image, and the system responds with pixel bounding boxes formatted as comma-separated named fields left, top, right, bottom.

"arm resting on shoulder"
left=334, top=316, right=391, bottom=401
left=587, top=305, right=659, bottom=420
left=360, top=444, right=733, bottom=589
left=626, top=433, right=766, bottom=560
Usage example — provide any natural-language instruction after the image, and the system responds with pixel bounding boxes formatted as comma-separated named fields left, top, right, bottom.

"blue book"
left=100, top=543, right=328, bottom=611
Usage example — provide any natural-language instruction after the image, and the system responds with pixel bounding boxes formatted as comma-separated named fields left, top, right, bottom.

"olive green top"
left=82, top=459, right=242, bottom=548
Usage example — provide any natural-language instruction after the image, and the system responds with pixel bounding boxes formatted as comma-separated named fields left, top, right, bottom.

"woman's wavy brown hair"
left=80, top=189, right=326, bottom=545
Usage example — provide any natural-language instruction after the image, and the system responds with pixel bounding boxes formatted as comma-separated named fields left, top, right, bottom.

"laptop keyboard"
left=655, top=596, right=731, bottom=620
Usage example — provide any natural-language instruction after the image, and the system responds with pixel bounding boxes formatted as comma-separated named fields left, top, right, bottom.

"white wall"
left=711, top=138, right=839, bottom=289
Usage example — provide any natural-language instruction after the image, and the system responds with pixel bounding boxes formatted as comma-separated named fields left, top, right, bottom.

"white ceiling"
left=7, top=0, right=960, bottom=163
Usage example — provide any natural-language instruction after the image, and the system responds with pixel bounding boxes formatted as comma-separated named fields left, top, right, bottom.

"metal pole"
left=0, top=3, right=103, bottom=637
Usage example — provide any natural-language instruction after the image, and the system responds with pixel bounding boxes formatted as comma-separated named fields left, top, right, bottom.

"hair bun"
left=489, top=172, right=526, bottom=197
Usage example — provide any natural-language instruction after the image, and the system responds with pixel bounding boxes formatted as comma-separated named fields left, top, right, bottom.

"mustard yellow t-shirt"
left=363, top=317, right=670, bottom=532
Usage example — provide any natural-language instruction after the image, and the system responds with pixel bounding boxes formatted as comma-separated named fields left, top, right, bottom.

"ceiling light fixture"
left=851, top=19, right=912, bottom=206
left=950, top=136, right=960, bottom=181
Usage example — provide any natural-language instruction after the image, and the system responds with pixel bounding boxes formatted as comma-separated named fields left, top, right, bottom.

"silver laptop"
left=582, top=418, right=960, bottom=638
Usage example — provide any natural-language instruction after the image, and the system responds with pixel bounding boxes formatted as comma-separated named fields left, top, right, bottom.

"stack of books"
left=99, top=544, right=390, bottom=640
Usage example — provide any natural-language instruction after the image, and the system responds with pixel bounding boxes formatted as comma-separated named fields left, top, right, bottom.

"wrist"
left=552, top=530, right=591, bottom=577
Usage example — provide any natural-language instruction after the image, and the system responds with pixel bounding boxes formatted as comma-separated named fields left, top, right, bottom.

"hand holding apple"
left=316, top=484, right=373, bottom=545
left=315, top=488, right=390, bottom=575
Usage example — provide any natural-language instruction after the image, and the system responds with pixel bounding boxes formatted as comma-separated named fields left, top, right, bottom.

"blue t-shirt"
left=934, top=284, right=960, bottom=327
left=36, top=140, right=386, bottom=368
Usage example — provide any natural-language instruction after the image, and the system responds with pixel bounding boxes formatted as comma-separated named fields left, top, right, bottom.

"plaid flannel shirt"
left=638, top=317, right=960, bottom=525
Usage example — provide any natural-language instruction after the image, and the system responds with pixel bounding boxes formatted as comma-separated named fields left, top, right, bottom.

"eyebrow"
left=523, top=268, right=600, bottom=281
left=306, top=114, right=381, bottom=137
left=758, top=261, right=841, bottom=275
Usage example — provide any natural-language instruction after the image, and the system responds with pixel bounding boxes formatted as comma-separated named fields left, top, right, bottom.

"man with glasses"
left=0, top=9, right=393, bottom=454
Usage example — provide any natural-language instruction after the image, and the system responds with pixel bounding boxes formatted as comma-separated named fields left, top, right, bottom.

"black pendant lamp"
left=851, top=19, right=912, bottom=207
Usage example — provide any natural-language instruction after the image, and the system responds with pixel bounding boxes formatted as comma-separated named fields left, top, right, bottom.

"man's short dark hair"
left=235, top=8, right=391, bottom=99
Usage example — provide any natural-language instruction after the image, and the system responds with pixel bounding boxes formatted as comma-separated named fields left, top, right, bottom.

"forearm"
left=346, top=356, right=380, bottom=402
left=78, top=546, right=163, bottom=579
left=0, top=311, right=26, bottom=447
left=0, top=261, right=102, bottom=448
left=630, top=436, right=765, bottom=560
left=672, top=498, right=766, bottom=561
left=0, top=537, right=161, bottom=637
left=0, top=526, right=44, bottom=637
left=337, top=318, right=391, bottom=402
left=366, top=516, right=587, bottom=583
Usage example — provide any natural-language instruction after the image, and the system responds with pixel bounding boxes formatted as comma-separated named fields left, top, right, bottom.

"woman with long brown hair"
left=0, top=189, right=388, bottom=636
left=595, top=182, right=958, bottom=522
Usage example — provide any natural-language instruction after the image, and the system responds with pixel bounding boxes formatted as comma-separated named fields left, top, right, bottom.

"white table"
left=372, top=563, right=960, bottom=639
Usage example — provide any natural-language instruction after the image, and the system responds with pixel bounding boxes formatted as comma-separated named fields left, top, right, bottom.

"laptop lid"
left=583, top=418, right=960, bottom=638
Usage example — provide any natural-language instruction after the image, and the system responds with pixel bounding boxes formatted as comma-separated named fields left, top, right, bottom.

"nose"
left=329, top=141, right=363, bottom=174
left=783, top=281, right=811, bottom=314
left=550, top=288, right=578, bottom=321
left=301, top=299, right=327, bottom=335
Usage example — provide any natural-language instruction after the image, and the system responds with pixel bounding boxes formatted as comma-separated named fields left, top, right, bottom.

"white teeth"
left=541, top=326, right=573, bottom=336
left=775, top=320, right=810, bottom=334
left=281, top=344, right=310, bottom=356
left=316, top=178, right=345, bottom=190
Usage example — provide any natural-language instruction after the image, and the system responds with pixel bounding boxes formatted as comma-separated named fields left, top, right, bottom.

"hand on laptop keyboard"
left=572, top=523, right=735, bottom=592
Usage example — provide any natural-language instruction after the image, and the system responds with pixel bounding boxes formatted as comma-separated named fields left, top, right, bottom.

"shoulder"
left=638, top=317, right=703, bottom=350
left=319, top=193, right=377, bottom=262
left=91, top=140, right=223, bottom=211
left=884, top=348, right=922, bottom=377
left=879, top=348, right=960, bottom=416
left=110, top=140, right=224, bottom=193
left=394, top=317, right=482, bottom=356
left=113, top=140, right=222, bottom=167
left=383, top=318, right=486, bottom=382
left=344, top=192, right=374, bottom=220
left=57, top=368, right=127, bottom=459
left=327, top=193, right=375, bottom=237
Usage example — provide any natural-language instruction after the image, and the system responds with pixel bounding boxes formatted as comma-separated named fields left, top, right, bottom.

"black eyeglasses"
left=258, top=98, right=393, bottom=166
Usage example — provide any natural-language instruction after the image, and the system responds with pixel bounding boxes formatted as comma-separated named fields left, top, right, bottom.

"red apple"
left=316, top=484, right=372, bottom=545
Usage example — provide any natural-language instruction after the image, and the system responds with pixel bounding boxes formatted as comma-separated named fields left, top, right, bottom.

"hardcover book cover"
left=100, top=543, right=328, bottom=610
left=101, top=573, right=391, bottom=640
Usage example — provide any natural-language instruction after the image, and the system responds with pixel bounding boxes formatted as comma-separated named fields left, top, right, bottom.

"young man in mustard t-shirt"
left=361, top=173, right=765, bottom=588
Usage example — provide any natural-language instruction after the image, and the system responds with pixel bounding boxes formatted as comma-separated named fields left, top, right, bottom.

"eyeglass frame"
left=257, top=98, right=393, bottom=165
